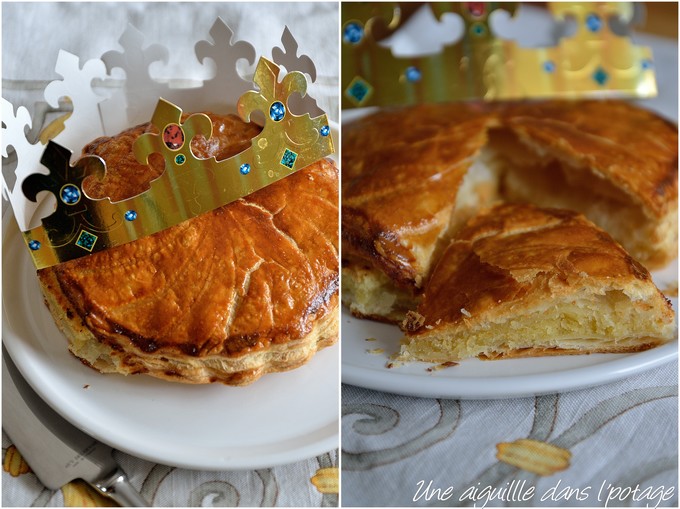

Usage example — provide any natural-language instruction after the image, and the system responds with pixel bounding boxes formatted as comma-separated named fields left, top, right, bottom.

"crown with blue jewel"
left=341, top=2, right=657, bottom=109
left=2, top=20, right=334, bottom=269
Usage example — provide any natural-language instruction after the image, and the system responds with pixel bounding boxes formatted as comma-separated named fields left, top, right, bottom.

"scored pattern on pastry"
left=341, top=101, right=677, bottom=326
left=398, top=204, right=675, bottom=362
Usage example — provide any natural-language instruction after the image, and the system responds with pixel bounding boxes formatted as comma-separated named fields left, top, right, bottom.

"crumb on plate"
left=426, top=361, right=460, bottom=372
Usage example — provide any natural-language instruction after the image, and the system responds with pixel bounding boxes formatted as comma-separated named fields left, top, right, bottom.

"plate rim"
left=2, top=212, right=340, bottom=470
left=342, top=344, right=678, bottom=400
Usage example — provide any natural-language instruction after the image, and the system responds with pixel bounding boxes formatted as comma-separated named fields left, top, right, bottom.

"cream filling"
left=341, top=266, right=417, bottom=322
left=491, top=128, right=675, bottom=268
left=399, top=290, right=674, bottom=362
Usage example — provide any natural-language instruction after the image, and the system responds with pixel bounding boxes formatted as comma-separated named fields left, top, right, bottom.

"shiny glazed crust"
left=399, top=204, right=675, bottom=362
left=38, top=113, right=339, bottom=385
left=342, top=103, right=499, bottom=290
left=500, top=100, right=678, bottom=219
left=342, top=100, right=678, bottom=322
left=39, top=268, right=338, bottom=385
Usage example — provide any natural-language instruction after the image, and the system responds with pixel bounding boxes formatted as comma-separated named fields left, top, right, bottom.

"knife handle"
left=92, top=467, right=150, bottom=507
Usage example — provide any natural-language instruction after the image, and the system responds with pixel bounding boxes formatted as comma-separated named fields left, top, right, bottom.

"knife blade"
left=2, top=346, right=149, bottom=506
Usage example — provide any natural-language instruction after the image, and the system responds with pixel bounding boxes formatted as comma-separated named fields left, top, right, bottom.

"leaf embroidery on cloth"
left=3, top=445, right=31, bottom=477
left=496, top=439, right=571, bottom=476
left=310, top=467, right=339, bottom=494
left=62, top=480, right=117, bottom=507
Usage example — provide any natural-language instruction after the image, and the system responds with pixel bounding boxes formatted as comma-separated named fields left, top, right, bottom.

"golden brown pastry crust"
left=342, top=103, right=498, bottom=290
left=501, top=100, right=678, bottom=219
left=342, top=100, right=678, bottom=323
left=38, top=113, right=339, bottom=385
left=399, top=204, right=675, bottom=362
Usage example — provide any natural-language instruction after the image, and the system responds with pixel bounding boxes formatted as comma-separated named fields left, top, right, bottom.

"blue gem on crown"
left=405, top=66, right=422, bottom=83
left=125, top=210, right=138, bottom=221
left=343, top=22, right=364, bottom=44
left=586, top=13, right=602, bottom=32
left=471, top=23, right=486, bottom=36
left=345, top=76, right=373, bottom=105
left=60, top=184, right=81, bottom=205
left=75, top=230, right=98, bottom=252
left=543, top=61, right=556, bottom=73
left=280, top=149, right=298, bottom=169
left=240, top=163, right=251, bottom=175
left=270, top=101, right=286, bottom=122
left=593, top=67, right=608, bottom=85
left=320, top=125, right=330, bottom=137
left=28, top=240, right=41, bottom=251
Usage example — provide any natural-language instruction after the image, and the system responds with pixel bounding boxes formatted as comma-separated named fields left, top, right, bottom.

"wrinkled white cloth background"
left=342, top=364, right=678, bottom=507
left=2, top=2, right=339, bottom=120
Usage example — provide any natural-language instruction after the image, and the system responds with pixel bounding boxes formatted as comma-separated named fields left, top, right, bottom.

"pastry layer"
left=398, top=204, right=675, bottom=362
left=342, top=103, right=499, bottom=291
left=40, top=267, right=337, bottom=385
left=342, top=101, right=678, bottom=323
left=496, top=101, right=678, bottom=268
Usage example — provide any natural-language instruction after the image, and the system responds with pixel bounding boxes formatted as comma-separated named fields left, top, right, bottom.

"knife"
left=2, top=346, right=150, bottom=506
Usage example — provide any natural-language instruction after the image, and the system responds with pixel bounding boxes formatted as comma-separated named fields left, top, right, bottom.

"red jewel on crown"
left=466, top=2, right=486, bottom=18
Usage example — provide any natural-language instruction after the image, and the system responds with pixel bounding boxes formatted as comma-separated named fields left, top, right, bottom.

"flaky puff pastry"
left=399, top=204, right=675, bottom=362
left=37, top=114, right=339, bottom=385
left=342, top=103, right=500, bottom=291
left=497, top=100, right=678, bottom=269
left=342, top=101, right=678, bottom=324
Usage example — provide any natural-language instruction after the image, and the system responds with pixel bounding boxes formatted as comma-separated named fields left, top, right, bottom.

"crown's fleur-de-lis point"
left=42, top=52, right=109, bottom=154
left=134, top=100, right=215, bottom=167
left=1, top=100, right=32, bottom=159
left=196, top=18, right=256, bottom=71
left=238, top=59, right=289, bottom=123
left=44, top=52, right=108, bottom=109
left=2, top=99, right=53, bottom=227
left=238, top=58, right=277, bottom=122
left=272, top=27, right=317, bottom=82
left=102, top=24, right=169, bottom=78
left=22, top=143, right=107, bottom=214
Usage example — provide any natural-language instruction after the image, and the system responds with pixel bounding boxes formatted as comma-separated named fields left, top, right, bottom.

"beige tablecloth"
left=342, top=363, right=677, bottom=507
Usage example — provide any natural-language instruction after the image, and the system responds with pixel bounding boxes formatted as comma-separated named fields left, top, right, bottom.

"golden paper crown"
left=341, top=2, right=657, bottom=108
left=2, top=19, right=333, bottom=269
left=18, top=58, right=332, bottom=269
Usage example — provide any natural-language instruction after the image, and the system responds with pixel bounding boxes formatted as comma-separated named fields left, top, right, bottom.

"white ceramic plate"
left=342, top=262, right=678, bottom=400
left=2, top=165, right=340, bottom=470
left=340, top=18, right=679, bottom=398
